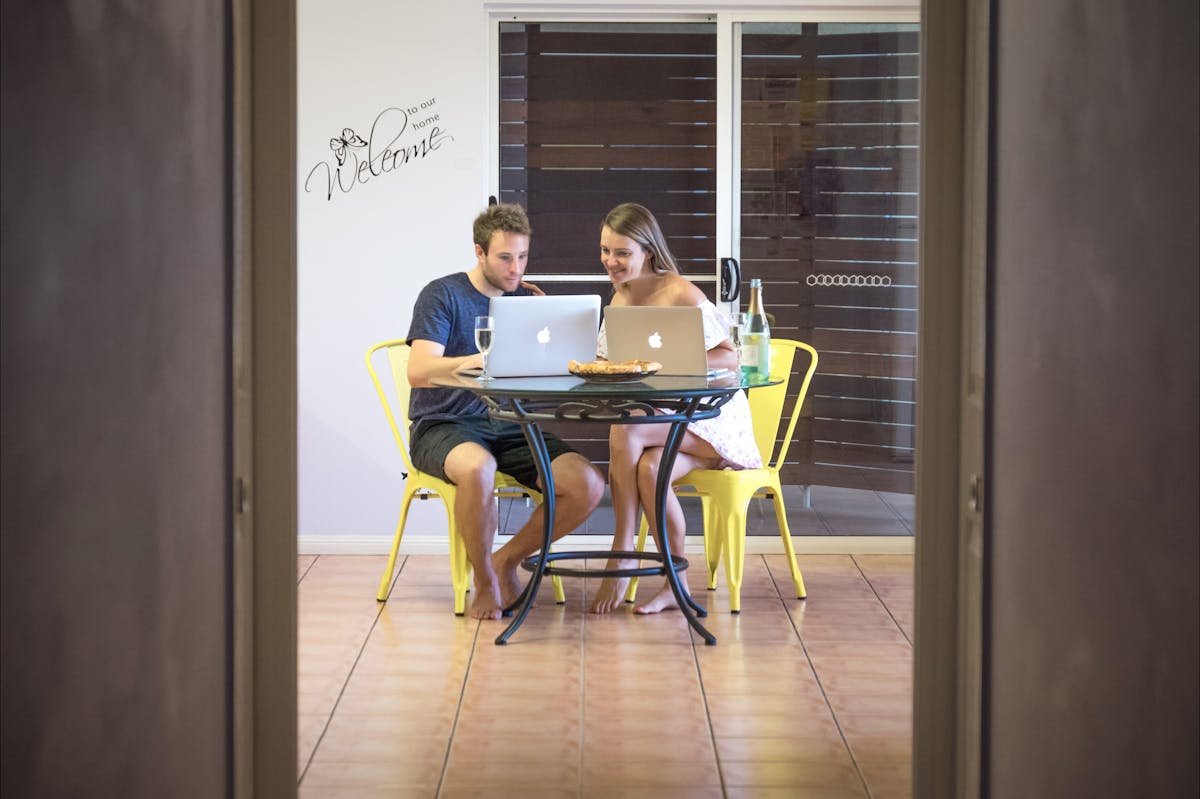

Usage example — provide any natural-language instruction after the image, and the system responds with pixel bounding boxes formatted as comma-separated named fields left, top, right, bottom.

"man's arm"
left=407, top=338, right=483, bottom=388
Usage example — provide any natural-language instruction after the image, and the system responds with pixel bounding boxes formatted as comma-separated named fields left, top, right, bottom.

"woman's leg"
left=634, top=444, right=721, bottom=615
left=588, top=424, right=718, bottom=613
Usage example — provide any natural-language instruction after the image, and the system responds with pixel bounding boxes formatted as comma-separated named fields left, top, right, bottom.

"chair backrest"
left=747, top=338, right=819, bottom=470
left=365, top=339, right=418, bottom=474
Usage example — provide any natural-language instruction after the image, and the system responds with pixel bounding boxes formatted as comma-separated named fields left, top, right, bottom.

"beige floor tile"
left=858, top=759, right=913, bottom=799
left=699, top=670, right=820, bottom=693
left=300, top=786, right=434, bottom=799
left=296, top=550, right=915, bottom=796
left=714, top=734, right=853, bottom=762
left=581, top=758, right=721, bottom=788
left=816, top=668, right=913, bottom=696
left=298, top=555, right=317, bottom=578
left=825, top=692, right=913, bottom=717
left=725, top=785, right=868, bottom=799
left=297, top=673, right=347, bottom=716
left=834, top=711, right=914, bottom=738
left=708, top=711, right=839, bottom=738
left=802, top=640, right=913, bottom=661
left=581, top=731, right=715, bottom=762
left=323, top=712, right=453, bottom=739
left=298, top=759, right=440, bottom=791
left=451, top=712, right=582, bottom=740
left=440, top=789, right=578, bottom=799
left=702, top=691, right=832, bottom=716
left=297, top=714, right=327, bottom=772
left=445, top=731, right=580, bottom=759
left=309, top=734, right=449, bottom=768
left=583, top=788, right=724, bottom=799
left=439, top=756, right=581, bottom=788
left=333, top=690, right=462, bottom=716
left=721, top=758, right=864, bottom=790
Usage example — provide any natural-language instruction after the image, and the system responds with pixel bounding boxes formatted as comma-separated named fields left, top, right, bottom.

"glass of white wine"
left=474, top=315, right=495, bottom=380
left=728, top=311, right=748, bottom=374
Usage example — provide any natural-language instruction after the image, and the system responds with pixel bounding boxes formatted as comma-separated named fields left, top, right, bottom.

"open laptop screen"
left=485, top=294, right=601, bottom=377
left=604, top=305, right=711, bottom=376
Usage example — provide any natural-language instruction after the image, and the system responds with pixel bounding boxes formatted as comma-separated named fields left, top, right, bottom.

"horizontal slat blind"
left=740, top=23, right=919, bottom=494
left=500, top=23, right=719, bottom=470
left=499, top=23, right=718, bottom=279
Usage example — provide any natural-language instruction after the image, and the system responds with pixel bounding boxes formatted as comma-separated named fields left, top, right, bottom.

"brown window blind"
left=740, top=23, right=919, bottom=494
left=500, top=23, right=717, bottom=290
left=500, top=23, right=719, bottom=468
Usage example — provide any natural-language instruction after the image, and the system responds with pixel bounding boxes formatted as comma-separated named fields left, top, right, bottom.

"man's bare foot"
left=633, top=582, right=682, bottom=615
left=493, top=552, right=526, bottom=609
left=468, top=578, right=504, bottom=620
left=588, top=558, right=638, bottom=614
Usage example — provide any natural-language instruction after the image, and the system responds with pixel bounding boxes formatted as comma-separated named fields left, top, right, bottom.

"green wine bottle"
left=741, top=278, right=771, bottom=382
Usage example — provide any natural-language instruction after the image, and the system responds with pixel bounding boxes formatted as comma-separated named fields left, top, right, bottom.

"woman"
left=589, top=203, right=762, bottom=615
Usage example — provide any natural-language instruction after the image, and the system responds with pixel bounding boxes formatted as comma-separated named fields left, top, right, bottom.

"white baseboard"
left=298, top=534, right=914, bottom=556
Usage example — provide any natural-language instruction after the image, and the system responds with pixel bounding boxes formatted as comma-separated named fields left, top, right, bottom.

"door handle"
left=720, top=257, right=741, bottom=302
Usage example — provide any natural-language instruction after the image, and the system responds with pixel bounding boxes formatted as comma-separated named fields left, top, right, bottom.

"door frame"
left=233, top=0, right=299, bottom=795
left=259, top=1, right=987, bottom=796
left=914, top=0, right=990, bottom=795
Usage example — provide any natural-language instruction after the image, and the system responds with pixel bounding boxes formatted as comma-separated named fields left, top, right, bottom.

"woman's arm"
left=706, top=338, right=738, bottom=371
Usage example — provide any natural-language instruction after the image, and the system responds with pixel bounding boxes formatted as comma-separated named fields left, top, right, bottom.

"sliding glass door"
left=734, top=22, right=919, bottom=492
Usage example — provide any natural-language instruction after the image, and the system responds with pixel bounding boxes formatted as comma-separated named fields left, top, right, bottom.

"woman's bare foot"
left=588, top=558, right=639, bottom=613
left=633, top=581, right=682, bottom=615
left=468, top=577, right=504, bottom=620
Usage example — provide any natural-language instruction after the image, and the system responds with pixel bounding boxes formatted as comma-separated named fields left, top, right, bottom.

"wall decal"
left=305, top=98, right=455, bottom=201
left=329, top=128, right=367, bottom=165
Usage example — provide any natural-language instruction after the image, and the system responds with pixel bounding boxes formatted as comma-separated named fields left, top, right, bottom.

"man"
left=406, top=203, right=605, bottom=620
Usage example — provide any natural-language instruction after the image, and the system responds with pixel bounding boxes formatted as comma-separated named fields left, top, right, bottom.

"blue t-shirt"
left=406, top=271, right=532, bottom=427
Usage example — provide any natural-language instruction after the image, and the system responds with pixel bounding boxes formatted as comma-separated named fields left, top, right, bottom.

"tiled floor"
left=298, top=552, right=914, bottom=798
left=499, top=485, right=915, bottom=537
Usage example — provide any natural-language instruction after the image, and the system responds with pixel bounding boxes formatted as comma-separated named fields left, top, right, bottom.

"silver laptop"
left=604, top=305, right=714, bottom=376
left=485, top=294, right=601, bottom=377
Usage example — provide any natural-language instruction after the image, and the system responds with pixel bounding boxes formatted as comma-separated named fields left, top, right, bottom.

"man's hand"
left=519, top=280, right=545, bottom=296
left=455, top=353, right=485, bottom=372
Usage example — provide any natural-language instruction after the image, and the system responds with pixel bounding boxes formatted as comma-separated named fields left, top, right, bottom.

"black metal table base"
left=495, top=417, right=718, bottom=647
left=428, top=375, right=752, bottom=647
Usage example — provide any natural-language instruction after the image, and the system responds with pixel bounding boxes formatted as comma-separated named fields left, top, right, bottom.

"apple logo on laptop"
left=648, top=331, right=663, bottom=349
left=537, top=326, right=551, bottom=344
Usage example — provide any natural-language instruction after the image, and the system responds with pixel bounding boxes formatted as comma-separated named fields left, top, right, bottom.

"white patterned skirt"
left=682, top=389, right=762, bottom=470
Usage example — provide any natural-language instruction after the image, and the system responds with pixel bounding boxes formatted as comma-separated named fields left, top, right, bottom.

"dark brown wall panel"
left=1, top=4, right=232, bottom=797
left=987, top=0, right=1198, bottom=794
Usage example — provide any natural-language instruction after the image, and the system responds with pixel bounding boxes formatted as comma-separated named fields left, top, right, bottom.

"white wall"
left=298, top=0, right=491, bottom=538
left=297, top=0, right=918, bottom=543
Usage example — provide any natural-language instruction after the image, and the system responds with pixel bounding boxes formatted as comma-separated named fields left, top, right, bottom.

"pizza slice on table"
left=568, top=359, right=662, bottom=376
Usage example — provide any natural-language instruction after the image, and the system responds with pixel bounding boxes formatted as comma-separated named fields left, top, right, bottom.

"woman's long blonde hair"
left=603, top=203, right=680, bottom=275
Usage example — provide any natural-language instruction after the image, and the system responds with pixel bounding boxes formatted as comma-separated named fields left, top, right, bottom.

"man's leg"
left=441, top=442, right=504, bottom=620
left=493, top=451, right=604, bottom=607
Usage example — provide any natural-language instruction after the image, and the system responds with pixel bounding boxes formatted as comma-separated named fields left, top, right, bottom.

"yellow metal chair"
left=366, top=339, right=564, bottom=614
left=626, top=339, right=818, bottom=612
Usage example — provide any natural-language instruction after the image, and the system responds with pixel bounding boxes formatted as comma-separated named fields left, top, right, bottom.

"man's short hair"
left=473, top=203, right=532, bottom=253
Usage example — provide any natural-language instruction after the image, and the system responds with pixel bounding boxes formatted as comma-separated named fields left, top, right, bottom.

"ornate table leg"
left=495, top=420, right=554, bottom=645
left=655, top=420, right=717, bottom=645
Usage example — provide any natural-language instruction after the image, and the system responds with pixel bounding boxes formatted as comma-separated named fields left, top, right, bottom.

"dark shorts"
left=410, top=416, right=579, bottom=492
